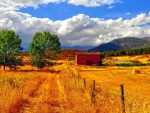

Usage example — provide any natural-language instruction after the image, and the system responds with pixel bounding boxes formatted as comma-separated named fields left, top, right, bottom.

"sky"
left=0, top=0, right=150, bottom=47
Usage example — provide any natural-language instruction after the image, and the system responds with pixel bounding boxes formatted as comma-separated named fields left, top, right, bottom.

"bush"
left=102, top=63, right=109, bottom=66
left=115, top=63, right=150, bottom=67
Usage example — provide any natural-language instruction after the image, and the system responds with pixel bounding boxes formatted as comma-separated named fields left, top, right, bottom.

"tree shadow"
left=55, top=62, right=63, bottom=65
left=5, top=68, right=61, bottom=73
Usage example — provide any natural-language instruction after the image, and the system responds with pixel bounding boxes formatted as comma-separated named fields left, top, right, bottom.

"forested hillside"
left=90, top=37, right=150, bottom=51
left=100, top=47, right=150, bottom=57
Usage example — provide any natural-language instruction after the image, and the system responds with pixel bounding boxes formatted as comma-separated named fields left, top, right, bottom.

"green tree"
left=0, top=30, right=23, bottom=70
left=29, top=31, right=61, bottom=68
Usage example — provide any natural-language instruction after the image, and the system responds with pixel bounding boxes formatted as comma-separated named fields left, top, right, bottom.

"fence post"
left=91, top=80, right=96, bottom=106
left=120, top=84, right=125, bottom=113
left=84, top=78, right=86, bottom=90
left=77, top=73, right=80, bottom=83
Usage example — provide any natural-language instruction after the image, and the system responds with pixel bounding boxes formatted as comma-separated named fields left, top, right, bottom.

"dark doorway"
left=86, top=60, right=92, bottom=65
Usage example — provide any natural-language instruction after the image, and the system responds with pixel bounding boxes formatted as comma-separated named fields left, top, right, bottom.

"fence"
left=67, top=66, right=126, bottom=113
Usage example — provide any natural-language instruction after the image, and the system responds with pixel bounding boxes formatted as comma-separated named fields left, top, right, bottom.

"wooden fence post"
left=84, top=78, right=86, bottom=90
left=77, top=73, right=80, bottom=83
left=120, top=84, right=126, bottom=113
left=91, top=80, right=96, bottom=106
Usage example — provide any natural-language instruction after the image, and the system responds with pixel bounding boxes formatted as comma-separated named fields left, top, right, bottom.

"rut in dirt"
left=10, top=69, right=68, bottom=113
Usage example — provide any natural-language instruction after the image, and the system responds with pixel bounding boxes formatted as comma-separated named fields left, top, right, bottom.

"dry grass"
left=0, top=63, right=65, bottom=113
left=0, top=70, right=44, bottom=112
left=1, top=53, right=150, bottom=113
left=70, top=64, right=150, bottom=113
left=107, top=54, right=150, bottom=65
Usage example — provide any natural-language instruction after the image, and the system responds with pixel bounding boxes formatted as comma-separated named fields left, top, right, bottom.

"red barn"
left=74, top=52, right=100, bottom=65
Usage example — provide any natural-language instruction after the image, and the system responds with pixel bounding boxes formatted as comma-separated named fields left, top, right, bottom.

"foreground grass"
left=0, top=70, right=44, bottom=112
left=68, top=64, right=150, bottom=113
left=1, top=60, right=150, bottom=113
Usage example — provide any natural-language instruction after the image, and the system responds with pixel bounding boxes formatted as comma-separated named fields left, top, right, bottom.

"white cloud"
left=108, top=6, right=114, bottom=9
left=0, top=7, right=150, bottom=47
left=0, top=0, right=66, bottom=9
left=0, top=0, right=122, bottom=9
left=126, top=12, right=131, bottom=15
left=68, top=0, right=122, bottom=7
left=123, top=13, right=149, bottom=27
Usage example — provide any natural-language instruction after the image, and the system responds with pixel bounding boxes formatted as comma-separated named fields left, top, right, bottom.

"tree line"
left=0, top=30, right=61, bottom=70
left=100, top=47, right=150, bottom=57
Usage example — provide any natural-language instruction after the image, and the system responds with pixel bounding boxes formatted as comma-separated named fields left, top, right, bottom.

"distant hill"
left=89, top=37, right=150, bottom=51
left=61, top=46, right=94, bottom=50
left=23, top=45, right=93, bottom=52
left=57, top=49, right=86, bottom=60
left=21, top=49, right=86, bottom=60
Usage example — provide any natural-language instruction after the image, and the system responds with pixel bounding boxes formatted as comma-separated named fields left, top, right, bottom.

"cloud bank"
left=68, top=0, right=122, bottom=7
left=0, top=0, right=150, bottom=47
left=0, top=0, right=122, bottom=9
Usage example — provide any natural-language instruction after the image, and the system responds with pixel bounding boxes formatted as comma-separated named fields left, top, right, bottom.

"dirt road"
left=10, top=63, right=68, bottom=113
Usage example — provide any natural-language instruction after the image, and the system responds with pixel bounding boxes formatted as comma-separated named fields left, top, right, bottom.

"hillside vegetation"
left=90, top=37, right=150, bottom=51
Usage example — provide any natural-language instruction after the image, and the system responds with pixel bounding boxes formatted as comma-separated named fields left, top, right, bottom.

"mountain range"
left=61, top=46, right=94, bottom=50
left=22, top=45, right=94, bottom=52
left=22, top=37, right=150, bottom=52
left=89, top=37, right=150, bottom=51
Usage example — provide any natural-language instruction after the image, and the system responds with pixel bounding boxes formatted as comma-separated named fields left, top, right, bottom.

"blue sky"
left=0, top=0, right=150, bottom=47
left=19, top=0, right=150, bottom=20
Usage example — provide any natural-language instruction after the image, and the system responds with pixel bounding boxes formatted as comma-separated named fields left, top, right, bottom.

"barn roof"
left=74, top=52, right=100, bottom=55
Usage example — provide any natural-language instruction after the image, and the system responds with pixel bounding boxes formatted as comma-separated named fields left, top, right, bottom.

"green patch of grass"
left=115, top=63, right=150, bottom=67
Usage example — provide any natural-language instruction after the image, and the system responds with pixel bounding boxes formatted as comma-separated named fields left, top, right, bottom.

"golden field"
left=1, top=52, right=150, bottom=113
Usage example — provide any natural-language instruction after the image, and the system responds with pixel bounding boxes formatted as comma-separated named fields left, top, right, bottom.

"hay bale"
left=132, top=68, right=140, bottom=74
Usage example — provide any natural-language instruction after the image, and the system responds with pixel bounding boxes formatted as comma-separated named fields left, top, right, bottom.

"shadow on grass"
left=4, top=68, right=61, bottom=73
left=55, top=62, right=63, bottom=65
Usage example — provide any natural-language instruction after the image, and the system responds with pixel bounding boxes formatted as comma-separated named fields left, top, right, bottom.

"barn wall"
left=76, top=54, right=100, bottom=65
left=76, top=54, right=86, bottom=65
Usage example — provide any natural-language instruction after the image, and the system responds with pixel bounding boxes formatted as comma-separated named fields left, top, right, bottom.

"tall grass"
left=70, top=65, right=150, bottom=113
left=0, top=71, right=42, bottom=113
